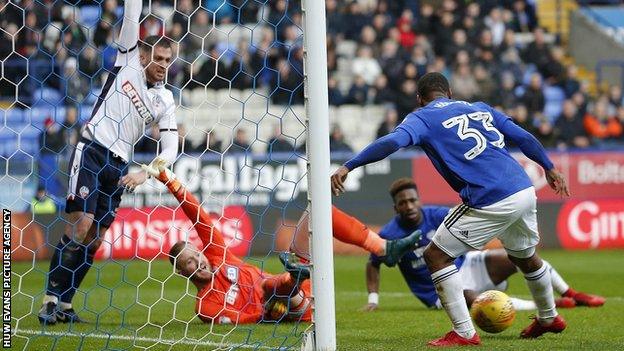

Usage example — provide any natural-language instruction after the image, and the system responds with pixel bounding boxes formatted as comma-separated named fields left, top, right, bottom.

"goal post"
left=301, top=0, right=337, bottom=350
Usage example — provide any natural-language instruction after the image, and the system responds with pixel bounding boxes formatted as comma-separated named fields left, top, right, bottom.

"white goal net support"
left=1, top=0, right=335, bottom=349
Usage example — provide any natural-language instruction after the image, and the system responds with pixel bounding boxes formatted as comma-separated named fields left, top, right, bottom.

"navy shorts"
left=65, top=137, right=128, bottom=228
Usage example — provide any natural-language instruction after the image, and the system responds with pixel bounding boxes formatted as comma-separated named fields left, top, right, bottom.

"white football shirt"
left=83, top=47, right=177, bottom=163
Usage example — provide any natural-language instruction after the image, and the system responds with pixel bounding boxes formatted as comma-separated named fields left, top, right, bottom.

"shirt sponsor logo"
left=122, top=81, right=155, bottom=125
left=226, top=266, right=239, bottom=283
left=557, top=200, right=624, bottom=249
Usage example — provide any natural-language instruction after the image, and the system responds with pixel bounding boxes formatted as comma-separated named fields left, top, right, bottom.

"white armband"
left=368, top=292, right=379, bottom=305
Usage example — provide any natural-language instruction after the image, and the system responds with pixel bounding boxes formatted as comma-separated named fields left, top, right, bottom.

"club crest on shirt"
left=122, top=80, right=155, bottom=125
left=79, top=186, right=90, bottom=198
left=152, top=94, right=163, bottom=109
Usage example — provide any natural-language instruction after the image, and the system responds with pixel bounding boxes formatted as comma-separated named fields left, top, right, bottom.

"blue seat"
left=26, top=105, right=67, bottom=125
left=2, top=109, right=24, bottom=124
left=0, top=129, right=20, bottom=158
left=33, top=88, right=64, bottom=105
left=543, top=85, right=566, bottom=122
left=80, top=6, right=101, bottom=28
left=78, top=106, right=92, bottom=123
left=19, top=138, right=40, bottom=156
left=24, top=107, right=51, bottom=125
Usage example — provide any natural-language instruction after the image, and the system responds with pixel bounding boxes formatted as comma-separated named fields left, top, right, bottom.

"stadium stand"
left=1, top=0, right=623, bottom=161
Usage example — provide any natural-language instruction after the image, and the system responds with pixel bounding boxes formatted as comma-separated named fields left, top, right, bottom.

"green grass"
left=9, top=250, right=624, bottom=350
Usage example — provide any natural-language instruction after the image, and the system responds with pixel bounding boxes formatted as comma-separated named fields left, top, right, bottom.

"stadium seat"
left=544, top=85, right=566, bottom=122
left=336, top=40, right=358, bottom=59
left=2, top=109, right=24, bottom=124
left=33, top=88, right=64, bottom=105
left=80, top=6, right=101, bottom=29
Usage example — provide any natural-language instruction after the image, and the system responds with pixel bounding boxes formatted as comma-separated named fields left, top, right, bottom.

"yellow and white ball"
left=469, top=290, right=516, bottom=333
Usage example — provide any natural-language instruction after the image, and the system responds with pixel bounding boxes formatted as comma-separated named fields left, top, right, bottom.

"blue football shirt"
left=370, top=206, right=466, bottom=308
left=397, top=98, right=539, bottom=207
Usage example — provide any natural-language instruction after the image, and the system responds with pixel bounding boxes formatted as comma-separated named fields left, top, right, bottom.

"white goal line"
left=13, top=329, right=280, bottom=350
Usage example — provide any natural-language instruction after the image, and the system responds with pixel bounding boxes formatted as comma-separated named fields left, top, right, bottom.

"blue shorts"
left=65, top=137, right=128, bottom=228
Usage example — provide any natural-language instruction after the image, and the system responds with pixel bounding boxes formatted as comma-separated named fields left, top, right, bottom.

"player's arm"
left=121, top=103, right=179, bottom=192
left=331, top=128, right=412, bottom=196
left=156, top=99, right=179, bottom=166
left=491, top=108, right=570, bottom=196
left=142, top=159, right=242, bottom=265
left=117, top=0, right=142, bottom=55
left=362, top=258, right=381, bottom=311
left=198, top=303, right=258, bottom=325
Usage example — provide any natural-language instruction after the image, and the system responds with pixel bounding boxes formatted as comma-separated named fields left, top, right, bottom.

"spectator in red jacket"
left=396, top=11, right=417, bottom=49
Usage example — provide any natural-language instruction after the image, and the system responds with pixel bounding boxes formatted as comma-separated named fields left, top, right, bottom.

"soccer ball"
left=469, top=290, right=516, bottom=333
left=266, top=299, right=288, bottom=320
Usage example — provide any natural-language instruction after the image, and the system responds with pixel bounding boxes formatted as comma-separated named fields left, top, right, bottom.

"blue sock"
left=46, top=235, right=85, bottom=304
left=61, top=245, right=97, bottom=305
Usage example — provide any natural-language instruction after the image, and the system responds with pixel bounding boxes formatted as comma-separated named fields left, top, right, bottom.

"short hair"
left=168, top=241, right=187, bottom=266
left=389, top=178, right=418, bottom=200
left=417, top=72, right=450, bottom=101
left=140, top=35, right=173, bottom=52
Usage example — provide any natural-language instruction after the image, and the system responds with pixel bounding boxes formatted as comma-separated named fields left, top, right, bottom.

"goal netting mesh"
left=2, top=0, right=315, bottom=349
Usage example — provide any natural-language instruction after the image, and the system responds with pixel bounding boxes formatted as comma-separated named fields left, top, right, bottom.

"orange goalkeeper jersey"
left=172, top=186, right=311, bottom=324
left=195, top=258, right=267, bottom=324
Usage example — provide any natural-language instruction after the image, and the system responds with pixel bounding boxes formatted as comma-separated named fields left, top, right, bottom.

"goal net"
left=2, top=0, right=327, bottom=349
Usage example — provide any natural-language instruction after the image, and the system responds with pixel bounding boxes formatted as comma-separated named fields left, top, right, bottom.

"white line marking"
left=14, top=329, right=283, bottom=350
left=336, top=291, right=624, bottom=302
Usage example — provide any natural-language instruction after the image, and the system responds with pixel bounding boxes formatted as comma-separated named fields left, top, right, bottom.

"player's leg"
left=506, top=253, right=566, bottom=337
left=483, top=249, right=518, bottom=284
left=423, top=222, right=480, bottom=346
left=291, top=206, right=421, bottom=266
left=424, top=202, right=517, bottom=346
left=262, top=273, right=311, bottom=322
left=458, top=249, right=536, bottom=310
left=39, top=211, right=94, bottom=325
left=39, top=142, right=99, bottom=325
left=57, top=154, right=127, bottom=323
left=57, top=161, right=125, bottom=323
left=499, top=187, right=566, bottom=338
left=543, top=260, right=605, bottom=307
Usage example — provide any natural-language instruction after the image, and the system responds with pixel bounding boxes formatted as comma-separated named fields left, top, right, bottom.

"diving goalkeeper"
left=142, top=159, right=419, bottom=324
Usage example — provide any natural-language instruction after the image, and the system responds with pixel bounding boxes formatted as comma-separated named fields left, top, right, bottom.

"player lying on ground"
left=142, top=159, right=419, bottom=324
left=332, top=72, right=571, bottom=346
left=39, top=0, right=178, bottom=325
left=361, top=178, right=604, bottom=311
left=287, top=178, right=604, bottom=313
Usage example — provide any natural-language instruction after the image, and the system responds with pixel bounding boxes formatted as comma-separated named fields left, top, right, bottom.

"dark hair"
left=140, top=35, right=173, bottom=52
left=389, top=178, right=418, bottom=200
left=168, top=241, right=187, bottom=266
left=417, top=72, right=450, bottom=101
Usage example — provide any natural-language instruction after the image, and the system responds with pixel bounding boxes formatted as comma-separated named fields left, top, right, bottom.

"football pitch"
left=9, top=249, right=624, bottom=350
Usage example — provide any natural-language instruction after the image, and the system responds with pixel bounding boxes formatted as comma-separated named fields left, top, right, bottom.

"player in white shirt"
left=39, top=0, right=179, bottom=325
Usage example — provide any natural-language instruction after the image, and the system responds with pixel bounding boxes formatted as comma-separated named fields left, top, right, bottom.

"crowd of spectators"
left=1, top=0, right=623, bottom=157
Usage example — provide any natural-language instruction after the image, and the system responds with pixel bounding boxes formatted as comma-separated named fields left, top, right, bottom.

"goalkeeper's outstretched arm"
left=143, top=159, right=241, bottom=265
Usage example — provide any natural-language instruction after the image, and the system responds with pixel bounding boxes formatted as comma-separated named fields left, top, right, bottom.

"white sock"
left=59, top=302, right=72, bottom=310
left=43, top=295, right=58, bottom=305
left=431, top=265, right=476, bottom=339
left=543, top=260, right=569, bottom=295
left=510, top=297, right=537, bottom=311
left=524, top=263, right=557, bottom=324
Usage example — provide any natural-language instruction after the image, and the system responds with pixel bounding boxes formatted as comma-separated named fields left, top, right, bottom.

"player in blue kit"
left=362, top=178, right=605, bottom=312
left=331, top=72, right=571, bottom=346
